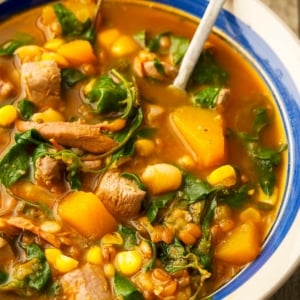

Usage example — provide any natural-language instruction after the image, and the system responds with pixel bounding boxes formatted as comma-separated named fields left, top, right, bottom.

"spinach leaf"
left=0, top=243, right=51, bottom=293
left=121, top=172, right=147, bottom=191
left=221, top=184, right=252, bottom=209
left=147, top=32, right=170, bottom=53
left=86, top=75, right=127, bottom=115
left=170, top=35, right=189, bottom=65
left=0, top=33, right=33, bottom=56
left=53, top=3, right=95, bottom=43
left=191, top=50, right=228, bottom=85
left=117, top=224, right=138, bottom=250
left=17, top=99, right=36, bottom=120
left=0, top=271, right=8, bottom=284
left=133, top=30, right=146, bottom=47
left=61, top=68, right=86, bottom=87
left=153, top=58, right=165, bottom=75
left=193, top=86, right=221, bottom=109
left=114, top=271, right=143, bottom=300
left=252, top=107, right=269, bottom=136
left=147, top=192, right=175, bottom=223
left=0, top=130, right=45, bottom=187
left=182, top=173, right=214, bottom=204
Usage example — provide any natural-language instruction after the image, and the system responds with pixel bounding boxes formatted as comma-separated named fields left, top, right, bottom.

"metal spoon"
left=172, top=0, right=226, bottom=90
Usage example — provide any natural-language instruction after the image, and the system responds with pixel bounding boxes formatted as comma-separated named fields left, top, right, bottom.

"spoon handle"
left=173, top=0, right=226, bottom=90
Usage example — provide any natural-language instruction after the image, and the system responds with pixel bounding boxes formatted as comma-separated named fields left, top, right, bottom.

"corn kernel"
left=45, top=248, right=62, bottom=265
left=115, top=250, right=142, bottom=276
left=0, top=105, right=18, bottom=127
left=55, top=254, right=79, bottom=273
left=31, top=108, right=65, bottom=122
left=111, top=35, right=140, bottom=57
left=207, top=164, right=236, bottom=187
left=135, top=139, right=155, bottom=157
left=86, top=246, right=103, bottom=265
left=101, top=232, right=123, bottom=245
left=44, top=38, right=65, bottom=51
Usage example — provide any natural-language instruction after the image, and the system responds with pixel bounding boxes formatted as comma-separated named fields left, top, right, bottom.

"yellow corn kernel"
left=101, top=232, right=123, bottom=246
left=40, top=221, right=62, bottom=233
left=41, top=52, right=70, bottom=68
left=55, top=254, right=79, bottom=273
left=256, top=186, right=279, bottom=210
left=0, top=105, right=18, bottom=127
left=207, top=164, right=236, bottom=187
left=135, top=139, right=155, bottom=157
left=31, top=108, right=65, bottom=122
left=240, top=207, right=262, bottom=223
left=111, top=35, right=140, bottom=57
left=115, top=250, right=142, bottom=276
left=15, top=45, right=44, bottom=63
left=97, top=28, right=121, bottom=50
left=86, top=246, right=103, bottom=265
left=45, top=248, right=62, bottom=265
left=141, top=163, right=182, bottom=195
left=44, top=38, right=65, bottom=51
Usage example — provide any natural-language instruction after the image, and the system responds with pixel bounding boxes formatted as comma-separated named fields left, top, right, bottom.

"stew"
left=0, top=0, right=287, bottom=299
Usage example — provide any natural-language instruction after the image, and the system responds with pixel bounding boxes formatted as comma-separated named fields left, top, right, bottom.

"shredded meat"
left=60, top=263, right=112, bottom=300
left=21, top=60, right=61, bottom=110
left=216, top=88, right=231, bottom=112
left=16, top=120, right=117, bottom=154
left=95, top=169, right=146, bottom=219
left=0, top=79, right=15, bottom=102
left=2, top=216, right=61, bottom=248
left=35, top=155, right=66, bottom=193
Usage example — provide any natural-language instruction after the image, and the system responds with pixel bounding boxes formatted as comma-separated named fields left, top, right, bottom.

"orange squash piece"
left=57, top=40, right=97, bottom=66
left=58, top=191, right=117, bottom=239
left=214, top=222, right=261, bottom=265
left=170, top=106, right=225, bottom=168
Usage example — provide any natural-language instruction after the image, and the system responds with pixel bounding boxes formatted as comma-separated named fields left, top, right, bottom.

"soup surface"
left=0, top=0, right=287, bottom=299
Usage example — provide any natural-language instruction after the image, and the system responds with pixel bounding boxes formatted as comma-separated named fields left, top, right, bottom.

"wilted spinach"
left=61, top=68, right=86, bottom=87
left=0, top=33, right=34, bottom=56
left=17, top=98, right=36, bottom=120
left=193, top=86, right=222, bottom=109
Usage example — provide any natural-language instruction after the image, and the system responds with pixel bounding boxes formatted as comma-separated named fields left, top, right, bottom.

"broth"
left=0, top=0, right=287, bottom=299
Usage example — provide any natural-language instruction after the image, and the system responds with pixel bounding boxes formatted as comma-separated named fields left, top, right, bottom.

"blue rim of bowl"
left=1, top=0, right=300, bottom=299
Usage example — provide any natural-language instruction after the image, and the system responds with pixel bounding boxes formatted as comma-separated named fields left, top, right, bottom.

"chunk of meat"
left=95, top=169, right=146, bottom=219
left=3, top=216, right=61, bottom=248
left=21, top=60, right=61, bottom=110
left=16, top=120, right=117, bottom=154
left=60, top=263, right=112, bottom=300
left=133, top=51, right=178, bottom=81
left=35, top=155, right=66, bottom=192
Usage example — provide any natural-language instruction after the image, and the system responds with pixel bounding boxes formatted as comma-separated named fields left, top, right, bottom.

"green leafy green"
left=86, top=69, right=137, bottom=119
left=121, top=172, right=147, bottom=191
left=0, top=243, right=51, bottom=294
left=147, top=192, right=175, bottom=223
left=133, top=30, right=146, bottom=47
left=170, top=35, right=189, bottom=65
left=191, top=50, right=228, bottom=85
left=0, top=130, right=46, bottom=187
left=53, top=3, right=95, bottom=43
left=221, top=184, right=252, bottom=209
left=147, top=32, right=170, bottom=53
left=17, top=99, right=36, bottom=120
left=113, top=271, right=143, bottom=300
left=0, top=33, right=34, bottom=56
left=117, top=224, right=138, bottom=250
left=61, top=68, right=86, bottom=87
left=182, top=173, right=214, bottom=204
left=193, top=86, right=221, bottom=109
left=153, top=57, right=165, bottom=75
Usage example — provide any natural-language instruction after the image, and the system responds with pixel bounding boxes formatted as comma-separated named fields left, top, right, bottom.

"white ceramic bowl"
left=0, top=0, right=299, bottom=299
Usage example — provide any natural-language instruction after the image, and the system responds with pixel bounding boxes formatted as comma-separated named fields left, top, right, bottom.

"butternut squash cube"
left=58, top=191, right=117, bottom=239
left=214, top=222, right=261, bottom=265
left=170, top=106, right=225, bottom=168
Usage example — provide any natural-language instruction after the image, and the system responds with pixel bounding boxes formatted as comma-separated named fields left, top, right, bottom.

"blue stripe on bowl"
left=1, top=0, right=300, bottom=298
